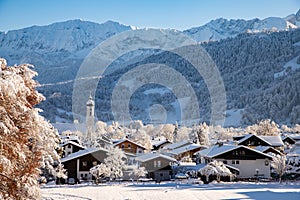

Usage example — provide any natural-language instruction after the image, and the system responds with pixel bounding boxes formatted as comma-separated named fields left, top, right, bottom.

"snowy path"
left=41, top=182, right=300, bottom=200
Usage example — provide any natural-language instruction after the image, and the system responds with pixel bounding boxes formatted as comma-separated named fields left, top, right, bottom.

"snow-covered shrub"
left=199, top=160, right=233, bottom=183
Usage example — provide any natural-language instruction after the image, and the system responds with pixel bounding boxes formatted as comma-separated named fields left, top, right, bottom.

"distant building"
left=86, top=94, right=95, bottom=142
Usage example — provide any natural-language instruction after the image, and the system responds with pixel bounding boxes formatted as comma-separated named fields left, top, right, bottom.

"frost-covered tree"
left=128, top=165, right=148, bottom=183
left=197, top=123, right=210, bottom=146
left=199, top=160, right=233, bottom=183
left=89, top=163, right=110, bottom=184
left=104, top=146, right=127, bottom=180
left=176, top=126, right=190, bottom=142
left=173, top=122, right=178, bottom=142
left=0, top=58, right=59, bottom=199
left=271, top=154, right=289, bottom=183
left=245, top=119, right=280, bottom=136
left=54, top=163, right=67, bottom=184
left=189, top=124, right=198, bottom=143
left=160, top=124, right=175, bottom=142
left=95, top=121, right=107, bottom=137
left=132, top=129, right=152, bottom=151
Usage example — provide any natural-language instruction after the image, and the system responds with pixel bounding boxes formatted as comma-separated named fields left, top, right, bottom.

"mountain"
left=0, top=10, right=300, bottom=126
left=184, top=12, right=299, bottom=42
left=0, top=19, right=132, bottom=83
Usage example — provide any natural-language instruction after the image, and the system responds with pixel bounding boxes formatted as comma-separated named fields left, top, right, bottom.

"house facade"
left=196, top=145, right=273, bottom=179
left=61, top=148, right=108, bottom=181
left=113, top=139, right=145, bottom=155
left=136, top=153, right=177, bottom=181
left=60, top=141, right=85, bottom=158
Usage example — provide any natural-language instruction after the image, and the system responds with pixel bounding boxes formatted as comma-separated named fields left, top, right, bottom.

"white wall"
left=218, top=159, right=270, bottom=178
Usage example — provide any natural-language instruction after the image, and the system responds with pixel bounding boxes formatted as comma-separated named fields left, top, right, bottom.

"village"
left=48, top=95, right=300, bottom=186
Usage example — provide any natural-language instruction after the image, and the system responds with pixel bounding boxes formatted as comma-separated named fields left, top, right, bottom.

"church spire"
left=86, top=93, right=95, bottom=142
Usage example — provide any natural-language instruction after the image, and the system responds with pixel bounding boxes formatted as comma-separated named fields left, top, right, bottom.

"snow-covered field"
left=41, top=181, right=300, bottom=200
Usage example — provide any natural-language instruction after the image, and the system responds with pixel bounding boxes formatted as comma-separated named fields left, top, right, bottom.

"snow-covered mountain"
left=0, top=20, right=132, bottom=83
left=184, top=10, right=299, bottom=42
left=0, top=9, right=300, bottom=126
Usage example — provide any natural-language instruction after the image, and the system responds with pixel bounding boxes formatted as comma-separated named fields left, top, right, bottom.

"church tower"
left=86, top=94, right=95, bottom=141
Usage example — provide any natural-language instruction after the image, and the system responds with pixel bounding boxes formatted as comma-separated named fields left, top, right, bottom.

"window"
left=232, top=160, right=235, bottom=164
left=223, top=160, right=227, bottom=164
left=128, top=144, right=131, bottom=148
left=236, top=160, right=239, bottom=165
left=82, top=161, right=87, bottom=167
left=121, top=144, right=125, bottom=149
left=93, top=161, right=97, bottom=166
left=157, top=160, right=161, bottom=168
left=154, top=161, right=157, bottom=168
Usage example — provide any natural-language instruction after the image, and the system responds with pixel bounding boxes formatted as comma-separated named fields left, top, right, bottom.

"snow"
left=163, top=141, right=191, bottom=150
left=274, top=56, right=300, bottom=79
left=260, top=135, right=284, bottom=147
left=224, top=109, right=244, bottom=127
left=41, top=182, right=300, bottom=200
left=136, top=152, right=176, bottom=162
left=167, top=144, right=203, bottom=156
left=60, top=148, right=107, bottom=163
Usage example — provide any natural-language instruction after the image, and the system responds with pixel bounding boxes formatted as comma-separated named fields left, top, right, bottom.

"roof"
left=163, top=141, right=192, bottom=150
left=254, top=146, right=282, bottom=155
left=135, top=153, right=177, bottom=162
left=113, top=138, right=146, bottom=149
left=167, top=144, right=205, bottom=156
left=238, top=134, right=271, bottom=146
left=60, top=140, right=85, bottom=149
left=152, top=139, right=171, bottom=148
left=195, top=144, right=272, bottom=159
left=260, top=135, right=284, bottom=146
left=61, top=147, right=108, bottom=163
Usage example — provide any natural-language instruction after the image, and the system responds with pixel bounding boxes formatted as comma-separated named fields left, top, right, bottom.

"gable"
left=213, top=146, right=271, bottom=160
left=238, top=135, right=270, bottom=146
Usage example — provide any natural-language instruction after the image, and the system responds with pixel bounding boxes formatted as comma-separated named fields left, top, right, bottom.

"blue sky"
left=0, top=0, right=299, bottom=31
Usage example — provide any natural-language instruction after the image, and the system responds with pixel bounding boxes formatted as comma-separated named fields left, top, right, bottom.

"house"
left=254, top=146, right=282, bottom=156
left=282, top=135, right=296, bottom=145
left=237, top=134, right=284, bottom=151
left=113, top=139, right=146, bottom=155
left=152, top=138, right=172, bottom=151
left=135, top=153, right=177, bottom=181
left=164, top=143, right=206, bottom=161
left=195, top=144, right=273, bottom=179
left=61, top=148, right=108, bottom=181
left=162, top=140, right=192, bottom=151
left=60, top=141, right=86, bottom=158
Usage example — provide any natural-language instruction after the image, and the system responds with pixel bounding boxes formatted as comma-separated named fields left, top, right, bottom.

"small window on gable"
left=232, top=160, right=235, bottom=164
left=128, top=143, right=131, bottom=148
left=154, top=161, right=157, bottom=167
left=121, top=144, right=125, bottom=149
left=157, top=160, right=161, bottom=167
left=93, top=161, right=97, bottom=166
left=82, top=161, right=87, bottom=167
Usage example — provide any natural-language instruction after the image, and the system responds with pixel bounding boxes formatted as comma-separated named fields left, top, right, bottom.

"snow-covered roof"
left=61, top=147, right=108, bottom=163
left=152, top=139, right=171, bottom=147
left=254, top=146, right=282, bottom=155
left=113, top=138, right=146, bottom=149
left=135, top=152, right=176, bottom=162
left=52, top=122, right=86, bottom=133
left=238, top=134, right=271, bottom=146
left=195, top=144, right=272, bottom=159
left=167, top=144, right=204, bottom=156
left=60, top=140, right=85, bottom=149
left=260, top=135, right=284, bottom=146
left=163, top=141, right=192, bottom=150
